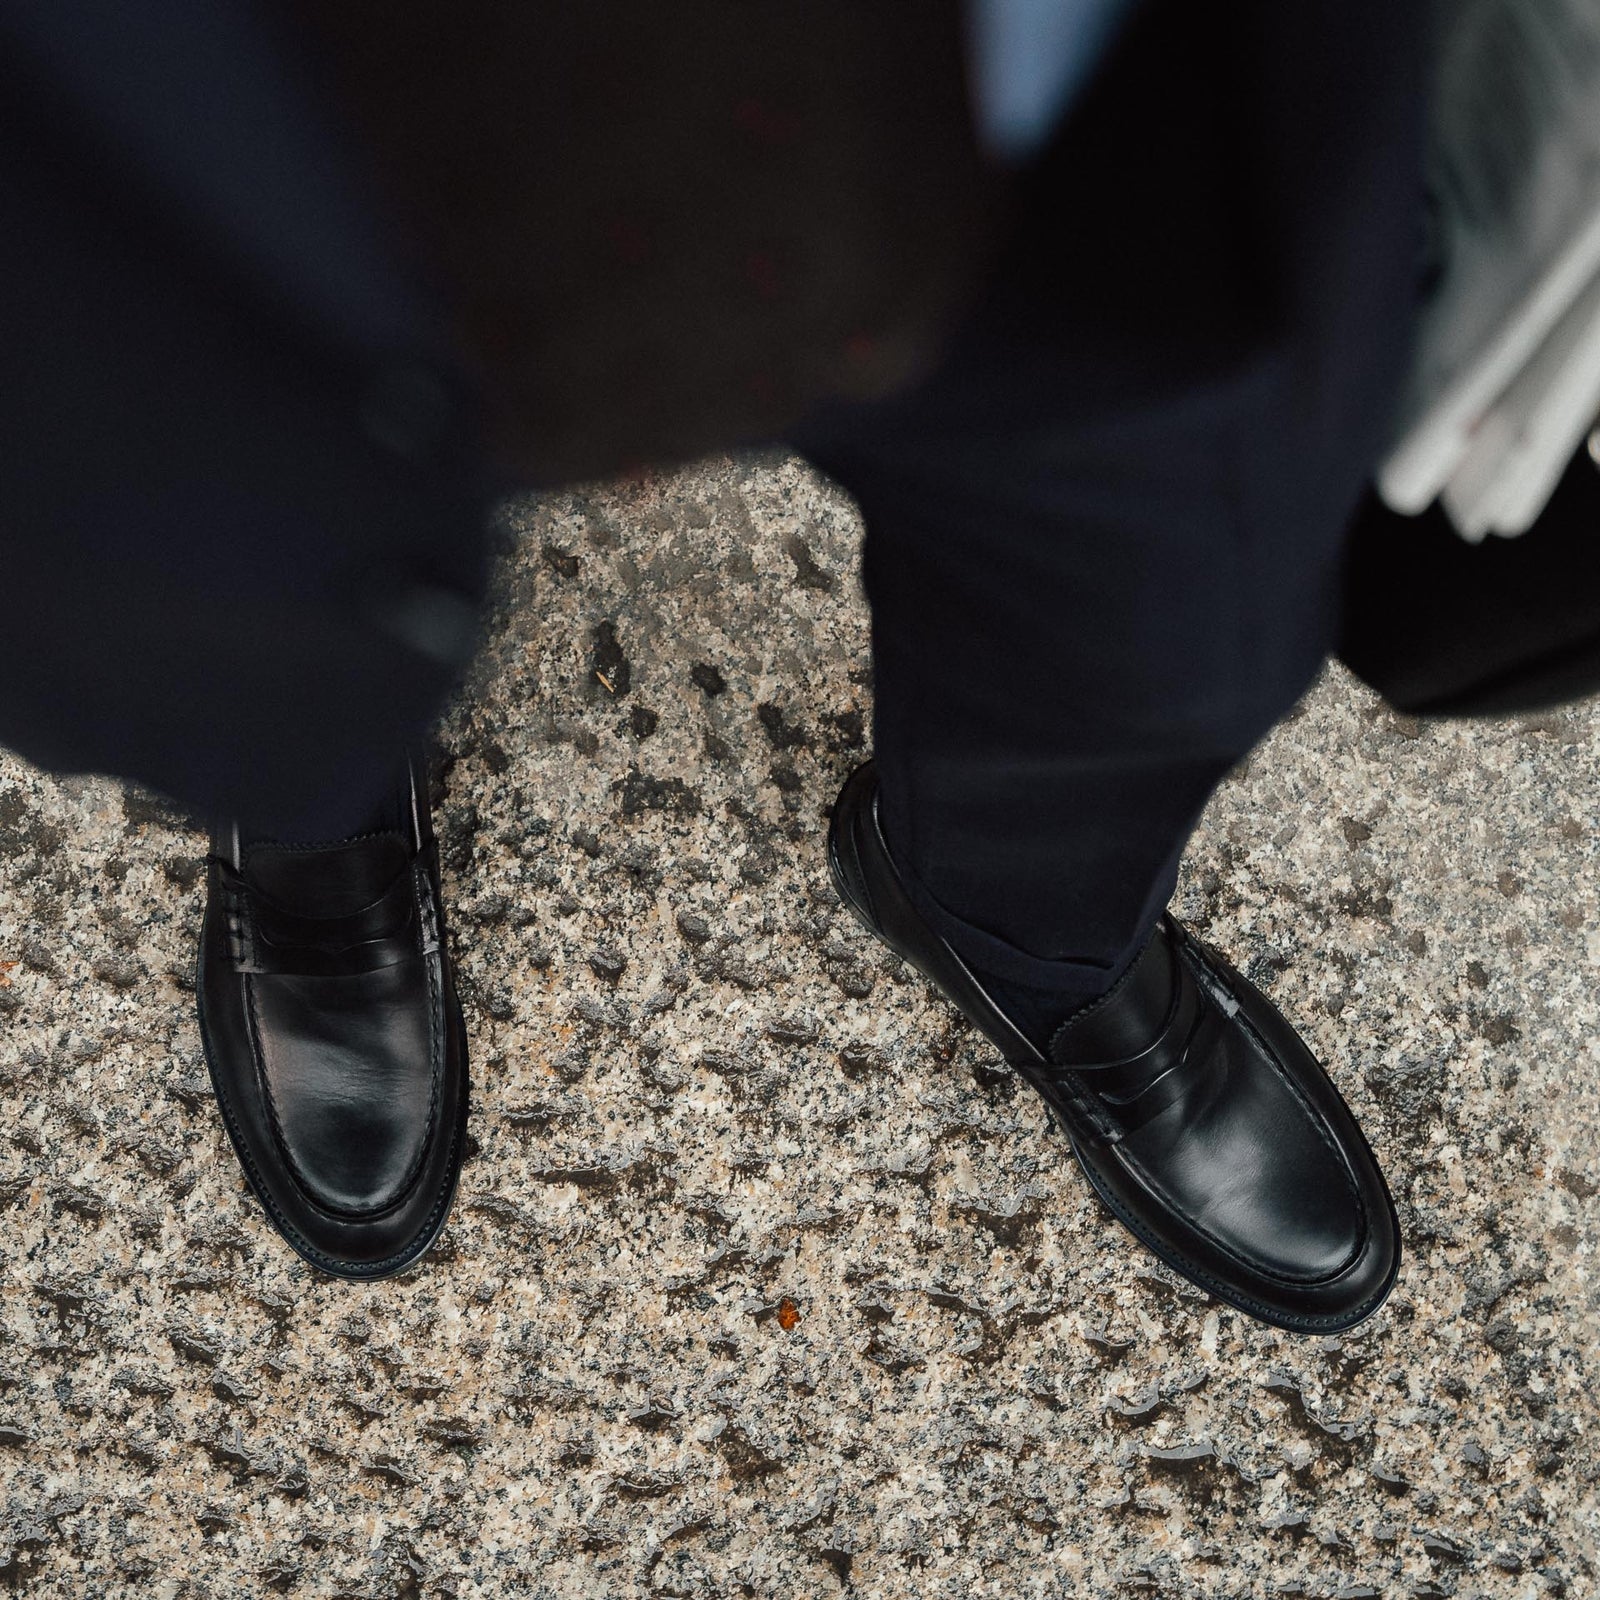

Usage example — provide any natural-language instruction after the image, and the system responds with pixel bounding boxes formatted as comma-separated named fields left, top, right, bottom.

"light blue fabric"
left=969, top=0, right=1137, bottom=159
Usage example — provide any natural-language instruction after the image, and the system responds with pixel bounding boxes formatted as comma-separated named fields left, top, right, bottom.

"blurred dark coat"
left=0, top=0, right=490, bottom=835
left=0, top=0, right=1000, bottom=834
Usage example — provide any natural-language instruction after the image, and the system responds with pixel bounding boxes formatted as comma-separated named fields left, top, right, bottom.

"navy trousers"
left=802, top=0, right=1429, bottom=1005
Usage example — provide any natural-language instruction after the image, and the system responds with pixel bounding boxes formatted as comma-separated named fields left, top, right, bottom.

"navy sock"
left=964, top=966, right=1113, bottom=1058
left=960, top=927, right=1174, bottom=1060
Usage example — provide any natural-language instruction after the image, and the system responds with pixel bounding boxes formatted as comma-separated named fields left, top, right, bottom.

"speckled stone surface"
left=0, top=453, right=1595, bottom=1599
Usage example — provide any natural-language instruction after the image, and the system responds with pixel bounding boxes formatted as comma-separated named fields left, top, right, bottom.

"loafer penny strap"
left=213, top=857, right=426, bottom=976
left=1043, top=954, right=1226, bottom=1142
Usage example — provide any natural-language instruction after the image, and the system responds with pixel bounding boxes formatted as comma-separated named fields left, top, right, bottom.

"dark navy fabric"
left=0, top=1, right=488, bottom=836
left=1, top=0, right=1427, bottom=999
left=801, top=0, right=1430, bottom=1001
left=0, top=0, right=435, bottom=355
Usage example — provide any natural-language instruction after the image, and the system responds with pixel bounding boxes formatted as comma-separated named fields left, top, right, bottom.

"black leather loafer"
left=828, top=762, right=1400, bottom=1333
left=196, top=758, right=468, bottom=1279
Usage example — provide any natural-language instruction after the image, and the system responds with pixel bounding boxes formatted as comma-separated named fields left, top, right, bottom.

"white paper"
left=1378, top=0, right=1600, bottom=535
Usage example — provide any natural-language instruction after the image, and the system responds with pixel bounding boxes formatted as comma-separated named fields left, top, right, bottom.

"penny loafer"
left=196, top=757, right=468, bottom=1279
left=827, top=762, right=1400, bottom=1333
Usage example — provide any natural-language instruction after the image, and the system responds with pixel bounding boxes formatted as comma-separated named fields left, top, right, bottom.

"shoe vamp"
left=1122, top=1042, right=1362, bottom=1284
left=249, top=961, right=438, bottom=1216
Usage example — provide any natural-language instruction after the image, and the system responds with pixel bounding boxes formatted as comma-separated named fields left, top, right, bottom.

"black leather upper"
left=197, top=765, right=467, bottom=1278
left=828, top=760, right=1400, bottom=1332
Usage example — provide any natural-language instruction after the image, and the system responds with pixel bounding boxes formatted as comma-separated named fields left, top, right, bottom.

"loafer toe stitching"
left=196, top=930, right=464, bottom=1279
left=1067, top=1127, right=1394, bottom=1331
left=1094, top=1117, right=1368, bottom=1288
left=1043, top=957, right=1382, bottom=1292
left=241, top=879, right=445, bottom=1223
left=213, top=1062, right=458, bottom=1274
left=212, top=1071, right=461, bottom=1278
left=1057, top=950, right=1370, bottom=1288
left=1041, top=936, right=1370, bottom=1284
left=1170, top=931, right=1366, bottom=1219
